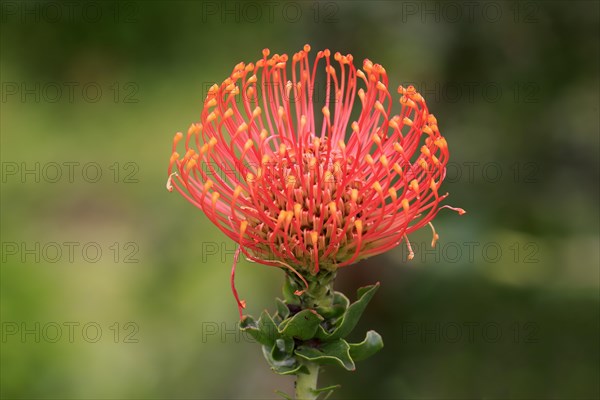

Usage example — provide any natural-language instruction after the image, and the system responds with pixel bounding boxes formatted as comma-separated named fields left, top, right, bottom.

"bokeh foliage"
left=1, top=1, right=598, bottom=398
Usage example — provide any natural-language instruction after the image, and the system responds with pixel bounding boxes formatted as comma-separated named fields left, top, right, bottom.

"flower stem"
left=295, top=362, right=319, bottom=400
left=285, top=270, right=336, bottom=399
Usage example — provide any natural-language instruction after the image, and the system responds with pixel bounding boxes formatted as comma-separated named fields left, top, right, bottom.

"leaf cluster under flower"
left=240, top=283, right=383, bottom=377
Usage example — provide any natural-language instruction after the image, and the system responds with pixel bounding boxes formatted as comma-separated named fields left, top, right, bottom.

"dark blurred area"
left=1, top=1, right=598, bottom=399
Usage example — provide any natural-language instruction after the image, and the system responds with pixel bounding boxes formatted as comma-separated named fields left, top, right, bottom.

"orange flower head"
left=168, top=45, right=464, bottom=312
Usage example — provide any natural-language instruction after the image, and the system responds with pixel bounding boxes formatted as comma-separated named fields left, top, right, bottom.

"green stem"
left=284, top=270, right=337, bottom=311
left=284, top=270, right=336, bottom=399
left=295, top=362, right=319, bottom=400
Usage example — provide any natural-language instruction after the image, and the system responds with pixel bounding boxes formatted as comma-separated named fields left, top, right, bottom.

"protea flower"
left=168, top=45, right=464, bottom=316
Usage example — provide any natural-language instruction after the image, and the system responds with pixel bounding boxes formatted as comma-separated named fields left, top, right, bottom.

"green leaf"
left=295, top=339, right=356, bottom=371
left=275, top=390, right=293, bottom=400
left=282, top=278, right=301, bottom=305
left=279, top=309, right=324, bottom=340
left=348, top=330, right=384, bottom=361
left=275, top=298, right=290, bottom=320
left=315, top=291, right=349, bottom=320
left=316, top=283, right=380, bottom=340
left=240, top=311, right=279, bottom=347
left=271, top=337, right=294, bottom=361
left=313, top=384, right=341, bottom=399
left=262, top=346, right=302, bottom=375
left=262, top=345, right=308, bottom=375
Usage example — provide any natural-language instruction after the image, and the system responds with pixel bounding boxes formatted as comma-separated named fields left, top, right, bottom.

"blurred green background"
left=1, top=1, right=598, bottom=399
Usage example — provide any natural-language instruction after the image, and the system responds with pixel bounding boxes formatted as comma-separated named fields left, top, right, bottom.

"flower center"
left=244, top=137, right=366, bottom=272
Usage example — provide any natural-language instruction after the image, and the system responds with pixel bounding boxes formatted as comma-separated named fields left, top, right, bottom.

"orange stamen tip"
left=328, top=201, right=337, bottom=214
left=401, top=199, right=410, bottom=212
left=187, top=124, right=200, bottom=136
left=372, top=181, right=382, bottom=193
left=185, top=159, right=197, bottom=172
left=206, top=98, right=217, bottom=108
left=310, top=231, right=319, bottom=246
left=233, top=186, right=242, bottom=199
left=211, top=192, right=220, bottom=205
left=303, top=44, right=311, bottom=52
left=300, top=115, right=307, bottom=127
left=431, top=234, right=440, bottom=248
left=277, top=210, right=287, bottom=226
left=409, top=179, right=419, bottom=193
left=354, top=220, right=363, bottom=233
left=240, top=220, right=248, bottom=235
left=284, top=211, right=293, bottom=225
left=237, top=123, right=248, bottom=134
left=208, top=84, right=219, bottom=94
left=379, top=155, right=389, bottom=167
left=435, top=137, right=448, bottom=148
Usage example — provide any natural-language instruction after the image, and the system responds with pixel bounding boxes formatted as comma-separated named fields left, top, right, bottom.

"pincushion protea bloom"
left=168, top=45, right=464, bottom=315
